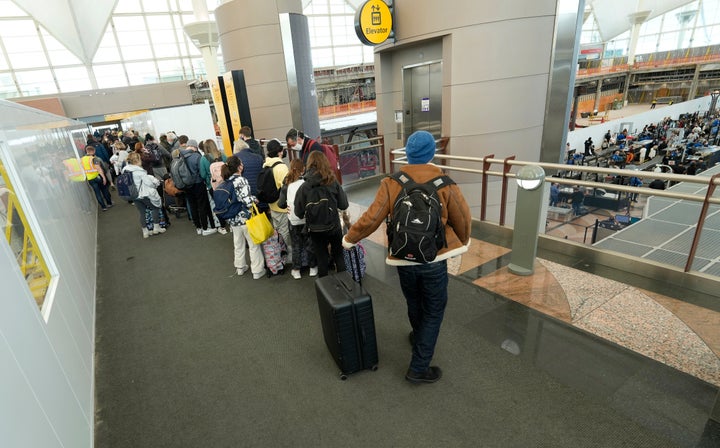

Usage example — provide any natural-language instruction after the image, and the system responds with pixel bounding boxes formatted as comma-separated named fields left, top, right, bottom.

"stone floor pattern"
left=347, top=201, right=720, bottom=387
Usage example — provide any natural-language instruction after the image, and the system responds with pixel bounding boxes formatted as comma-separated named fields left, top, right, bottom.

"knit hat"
left=405, top=131, right=436, bottom=164
left=186, top=139, right=198, bottom=148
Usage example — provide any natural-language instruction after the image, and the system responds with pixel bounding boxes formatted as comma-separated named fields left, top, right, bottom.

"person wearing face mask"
left=286, top=128, right=323, bottom=164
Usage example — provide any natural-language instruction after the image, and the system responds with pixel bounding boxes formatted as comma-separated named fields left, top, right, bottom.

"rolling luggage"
left=315, top=247, right=378, bottom=380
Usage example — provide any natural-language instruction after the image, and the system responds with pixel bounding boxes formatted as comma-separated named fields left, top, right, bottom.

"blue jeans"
left=88, top=176, right=112, bottom=208
left=397, top=260, right=448, bottom=373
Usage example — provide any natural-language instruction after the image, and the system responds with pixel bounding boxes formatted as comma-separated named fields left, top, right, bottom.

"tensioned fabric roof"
left=8, top=0, right=698, bottom=65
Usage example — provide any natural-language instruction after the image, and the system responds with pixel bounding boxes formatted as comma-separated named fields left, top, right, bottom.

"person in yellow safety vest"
left=62, top=157, right=86, bottom=182
left=81, top=145, right=113, bottom=211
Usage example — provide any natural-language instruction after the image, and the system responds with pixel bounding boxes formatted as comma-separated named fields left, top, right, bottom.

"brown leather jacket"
left=345, top=164, right=472, bottom=266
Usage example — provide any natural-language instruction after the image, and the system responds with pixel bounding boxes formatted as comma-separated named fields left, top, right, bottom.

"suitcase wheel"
left=370, top=365, right=378, bottom=371
left=340, top=373, right=348, bottom=381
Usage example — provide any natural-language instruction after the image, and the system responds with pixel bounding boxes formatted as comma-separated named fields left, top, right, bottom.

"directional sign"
left=355, top=0, right=393, bottom=46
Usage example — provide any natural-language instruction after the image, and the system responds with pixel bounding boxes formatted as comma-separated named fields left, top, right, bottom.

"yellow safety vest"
left=63, top=158, right=86, bottom=182
left=81, top=155, right=99, bottom=180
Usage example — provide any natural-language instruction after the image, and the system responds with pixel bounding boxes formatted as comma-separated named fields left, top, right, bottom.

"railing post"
left=684, top=173, right=720, bottom=272
left=480, top=154, right=495, bottom=222
left=499, top=156, right=516, bottom=226
left=379, top=135, right=386, bottom=174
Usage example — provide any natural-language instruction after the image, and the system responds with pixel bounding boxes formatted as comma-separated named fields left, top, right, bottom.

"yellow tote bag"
left=246, top=203, right=274, bottom=244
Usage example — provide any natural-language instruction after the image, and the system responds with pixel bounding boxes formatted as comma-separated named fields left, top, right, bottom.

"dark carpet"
left=94, top=197, right=694, bottom=448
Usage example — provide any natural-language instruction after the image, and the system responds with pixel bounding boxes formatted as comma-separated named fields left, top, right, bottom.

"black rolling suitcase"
left=315, top=247, right=378, bottom=380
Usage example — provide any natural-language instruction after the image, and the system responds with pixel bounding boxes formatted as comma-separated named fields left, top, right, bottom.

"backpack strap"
left=388, top=172, right=455, bottom=192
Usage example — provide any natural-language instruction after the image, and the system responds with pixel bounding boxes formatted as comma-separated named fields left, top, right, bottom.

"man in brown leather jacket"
left=342, top=130, right=471, bottom=384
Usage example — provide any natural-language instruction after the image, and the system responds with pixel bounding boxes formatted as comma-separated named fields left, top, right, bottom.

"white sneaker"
left=196, top=228, right=202, bottom=235
left=236, top=266, right=249, bottom=276
left=142, top=227, right=150, bottom=239
left=202, top=228, right=217, bottom=236
left=217, top=227, right=228, bottom=235
left=291, top=269, right=301, bottom=279
left=309, top=267, right=318, bottom=277
left=253, top=269, right=267, bottom=280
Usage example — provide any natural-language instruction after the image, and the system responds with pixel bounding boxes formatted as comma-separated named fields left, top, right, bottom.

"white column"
left=627, top=10, right=651, bottom=66
left=185, top=0, right=220, bottom=80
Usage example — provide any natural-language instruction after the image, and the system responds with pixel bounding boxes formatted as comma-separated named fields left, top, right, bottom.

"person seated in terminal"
left=649, top=179, right=666, bottom=190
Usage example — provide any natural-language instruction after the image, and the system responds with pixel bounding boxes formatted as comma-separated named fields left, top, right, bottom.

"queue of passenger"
left=82, top=124, right=349, bottom=281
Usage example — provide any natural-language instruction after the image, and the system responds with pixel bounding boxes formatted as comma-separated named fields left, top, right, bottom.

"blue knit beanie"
left=406, top=131, right=436, bottom=164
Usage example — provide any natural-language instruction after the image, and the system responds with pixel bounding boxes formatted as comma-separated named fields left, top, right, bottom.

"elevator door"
left=403, top=61, right=442, bottom=141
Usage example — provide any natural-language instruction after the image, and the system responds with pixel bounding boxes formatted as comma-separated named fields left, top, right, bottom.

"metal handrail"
left=390, top=149, right=720, bottom=273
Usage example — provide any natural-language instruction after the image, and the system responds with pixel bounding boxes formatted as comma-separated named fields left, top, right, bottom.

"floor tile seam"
left=566, top=284, right=634, bottom=325
left=646, top=292, right=720, bottom=361
left=537, top=257, right=630, bottom=323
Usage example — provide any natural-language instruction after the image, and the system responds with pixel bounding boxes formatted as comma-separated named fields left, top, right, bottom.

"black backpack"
left=387, top=172, right=454, bottom=263
left=256, top=161, right=283, bottom=203
left=145, top=142, right=163, bottom=166
left=303, top=184, right=339, bottom=232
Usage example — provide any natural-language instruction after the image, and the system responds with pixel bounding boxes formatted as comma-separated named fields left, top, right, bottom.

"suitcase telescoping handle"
left=349, top=245, right=362, bottom=286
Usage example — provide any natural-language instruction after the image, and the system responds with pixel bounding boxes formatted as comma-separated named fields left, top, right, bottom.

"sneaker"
left=252, top=269, right=267, bottom=280
left=101, top=208, right=108, bottom=212
left=217, top=227, right=228, bottom=235
left=202, top=228, right=217, bottom=236
left=405, top=366, right=442, bottom=384
left=106, top=203, right=113, bottom=208
left=291, top=269, right=301, bottom=279
left=309, top=267, right=319, bottom=277
left=236, top=266, right=249, bottom=276
left=196, top=228, right=202, bottom=235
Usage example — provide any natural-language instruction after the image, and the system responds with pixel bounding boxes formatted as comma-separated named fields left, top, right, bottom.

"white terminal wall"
left=0, top=100, right=96, bottom=447
left=121, top=103, right=218, bottom=148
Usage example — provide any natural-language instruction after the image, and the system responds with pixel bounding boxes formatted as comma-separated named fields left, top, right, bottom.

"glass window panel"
left=0, top=72, right=16, bottom=91
left=142, top=0, right=167, bottom=13
left=641, top=15, right=663, bottom=35
left=3, top=36, right=43, bottom=53
left=114, top=0, right=142, bottom=14
left=334, top=45, right=362, bottom=66
left=116, top=30, right=151, bottom=47
left=55, top=66, right=92, bottom=92
left=94, top=64, right=128, bottom=88
left=362, top=45, right=374, bottom=64
left=113, top=16, right=148, bottom=32
left=149, top=28, right=177, bottom=44
left=157, top=59, right=186, bottom=81
left=330, top=0, right=353, bottom=14
left=312, top=48, right=334, bottom=69
left=307, top=1, right=328, bottom=15
left=657, top=31, right=680, bottom=51
left=177, top=0, right=194, bottom=12
left=120, top=44, right=155, bottom=60
left=662, top=12, right=683, bottom=32
left=0, top=1, right=29, bottom=16
left=153, top=42, right=180, bottom=58
left=191, top=57, right=205, bottom=77
left=7, top=51, right=48, bottom=70
left=15, top=70, right=57, bottom=95
left=636, top=34, right=659, bottom=55
left=0, top=52, right=8, bottom=70
left=126, top=61, right=158, bottom=85
left=146, top=14, right=175, bottom=31
left=2, top=19, right=36, bottom=36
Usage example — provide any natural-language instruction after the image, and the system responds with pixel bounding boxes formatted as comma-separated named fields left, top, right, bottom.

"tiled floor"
left=347, top=192, right=720, bottom=388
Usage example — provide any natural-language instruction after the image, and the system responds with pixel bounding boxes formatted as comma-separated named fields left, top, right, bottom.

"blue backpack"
left=213, top=177, right=245, bottom=219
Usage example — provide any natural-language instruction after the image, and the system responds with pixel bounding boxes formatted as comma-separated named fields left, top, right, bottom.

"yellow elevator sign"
left=355, top=0, right=393, bottom=46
